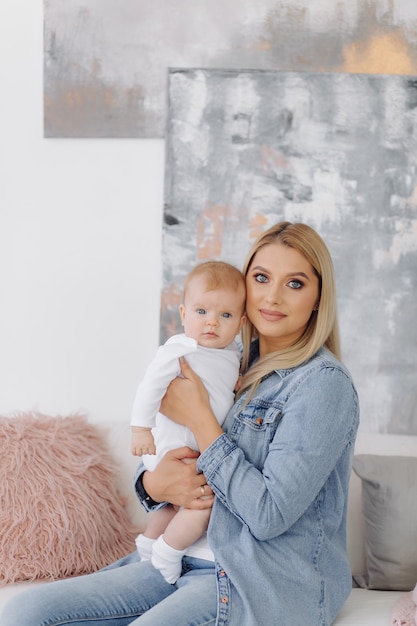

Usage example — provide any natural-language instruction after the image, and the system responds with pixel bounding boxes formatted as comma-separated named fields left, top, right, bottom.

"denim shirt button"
left=256, top=417, right=263, bottom=425
left=221, top=597, right=228, bottom=604
left=219, top=570, right=226, bottom=576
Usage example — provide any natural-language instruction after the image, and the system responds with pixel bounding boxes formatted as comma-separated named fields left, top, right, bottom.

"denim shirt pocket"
left=229, top=400, right=283, bottom=468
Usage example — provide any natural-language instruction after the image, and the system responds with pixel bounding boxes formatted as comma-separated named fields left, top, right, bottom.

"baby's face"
left=179, top=278, right=246, bottom=349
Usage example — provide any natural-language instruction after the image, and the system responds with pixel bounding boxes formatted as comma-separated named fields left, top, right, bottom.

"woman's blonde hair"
left=238, top=221, right=340, bottom=398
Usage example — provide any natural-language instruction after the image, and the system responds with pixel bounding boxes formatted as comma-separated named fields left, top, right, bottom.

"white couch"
left=1, top=423, right=416, bottom=625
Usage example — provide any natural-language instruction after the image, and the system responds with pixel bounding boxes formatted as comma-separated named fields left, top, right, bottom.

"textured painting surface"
left=162, top=69, right=417, bottom=434
left=44, top=0, right=417, bottom=137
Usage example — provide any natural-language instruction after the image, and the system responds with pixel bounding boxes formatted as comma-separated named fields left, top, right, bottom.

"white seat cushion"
left=333, top=589, right=404, bottom=625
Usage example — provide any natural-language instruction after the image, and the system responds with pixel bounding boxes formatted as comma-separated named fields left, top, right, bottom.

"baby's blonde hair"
left=183, top=261, right=246, bottom=312
left=239, top=221, right=340, bottom=398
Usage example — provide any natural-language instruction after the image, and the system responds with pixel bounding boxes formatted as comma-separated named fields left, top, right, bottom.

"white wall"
left=0, top=1, right=165, bottom=424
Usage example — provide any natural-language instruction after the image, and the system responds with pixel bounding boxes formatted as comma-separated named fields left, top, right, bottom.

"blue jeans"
left=1, top=552, right=217, bottom=626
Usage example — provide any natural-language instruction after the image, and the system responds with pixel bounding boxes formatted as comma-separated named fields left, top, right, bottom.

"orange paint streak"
left=160, top=283, right=182, bottom=314
left=260, top=145, right=288, bottom=172
left=250, top=38, right=273, bottom=52
left=197, top=204, right=227, bottom=259
left=160, top=283, right=183, bottom=337
left=342, top=31, right=416, bottom=75
left=65, top=90, right=82, bottom=109
left=104, top=89, right=115, bottom=106
left=250, top=214, right=268, bottom=241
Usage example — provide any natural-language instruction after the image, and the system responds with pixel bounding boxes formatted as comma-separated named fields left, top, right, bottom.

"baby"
left=131, top=260, right=246, bottom=583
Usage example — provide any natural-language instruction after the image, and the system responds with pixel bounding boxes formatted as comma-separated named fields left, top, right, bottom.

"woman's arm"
left=160, top=357, right=358, bottom=540
left=159, top=357, right=224, bottom=452
left=198, top=366, right=359, bottom=540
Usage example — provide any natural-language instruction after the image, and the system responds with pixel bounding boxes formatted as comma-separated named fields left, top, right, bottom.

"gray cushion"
left=353, top=454, right=417, bottom=591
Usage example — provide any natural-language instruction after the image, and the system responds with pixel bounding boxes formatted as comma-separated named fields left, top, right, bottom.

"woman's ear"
left=179, top=304, right=186, bottom=326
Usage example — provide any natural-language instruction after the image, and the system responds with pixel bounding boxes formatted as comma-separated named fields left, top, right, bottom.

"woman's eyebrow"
left=286, top=272, right=310, bottom=280
left=251, top=265, right=311, bottom=280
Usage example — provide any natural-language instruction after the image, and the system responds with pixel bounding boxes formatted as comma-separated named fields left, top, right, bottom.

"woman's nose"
left=265, top=284, right=283, bottom=305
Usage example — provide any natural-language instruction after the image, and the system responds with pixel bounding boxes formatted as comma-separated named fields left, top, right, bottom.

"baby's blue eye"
left=222, top=312, right=232, bottom=318
left=197, top=308, right=206, bottom=315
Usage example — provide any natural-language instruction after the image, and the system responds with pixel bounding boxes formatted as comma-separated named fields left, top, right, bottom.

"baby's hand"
left=131, top=427, right=156, bottom=456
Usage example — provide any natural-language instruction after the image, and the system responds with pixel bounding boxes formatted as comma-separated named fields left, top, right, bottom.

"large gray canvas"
left=161, top=68, right=417, bottom=435
left=44, top=0, right=417, bottom=138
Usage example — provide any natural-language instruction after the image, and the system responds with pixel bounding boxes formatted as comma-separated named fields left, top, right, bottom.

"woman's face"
left=245, top=242, right=320, bottom=355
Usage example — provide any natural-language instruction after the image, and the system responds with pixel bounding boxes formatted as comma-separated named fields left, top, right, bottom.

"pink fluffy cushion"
left=391, top=585, right=417, bottom=626
left=0, top=412, right=138, bottom=585
left=415, top=583, right=417, bottom=624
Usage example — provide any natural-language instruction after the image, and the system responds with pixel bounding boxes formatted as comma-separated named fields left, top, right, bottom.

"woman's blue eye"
left=288, top=280, right=303, bottom=289
left=254, top=273, right=268, bottom=283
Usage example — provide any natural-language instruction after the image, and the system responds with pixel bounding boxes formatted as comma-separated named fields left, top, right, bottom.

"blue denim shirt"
left=137, top=346, right=359, bottom=626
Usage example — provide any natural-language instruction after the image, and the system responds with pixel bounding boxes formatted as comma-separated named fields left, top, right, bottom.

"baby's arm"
left=131, top=336, right=198, bottom=431
left=131, top=426, right=156, bottom=456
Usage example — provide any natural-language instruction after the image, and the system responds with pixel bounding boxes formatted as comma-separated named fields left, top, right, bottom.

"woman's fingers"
left=143, top=447, right=213, bottom=510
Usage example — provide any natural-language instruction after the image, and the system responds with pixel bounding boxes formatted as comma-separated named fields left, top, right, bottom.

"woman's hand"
left=160, top=357, right=209, bottom=427
left=160, top=357, right=223, bottom=451
left=142, top=446, right=214, bottom=510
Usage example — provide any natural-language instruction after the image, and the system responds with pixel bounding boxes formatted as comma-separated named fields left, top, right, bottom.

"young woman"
left=1, top=221, right=359, bottom=626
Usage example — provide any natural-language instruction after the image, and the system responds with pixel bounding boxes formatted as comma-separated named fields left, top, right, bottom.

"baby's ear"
left=179, top=303, right=186, bottom=325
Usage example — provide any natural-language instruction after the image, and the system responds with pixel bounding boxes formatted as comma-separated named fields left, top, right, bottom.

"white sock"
left=151, top=535, right=186, bottom=584
left=135, top=533, right=155, bottom=561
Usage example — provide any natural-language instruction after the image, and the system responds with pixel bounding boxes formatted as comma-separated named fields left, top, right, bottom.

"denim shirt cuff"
left=197, top=432, right=237, bottom=478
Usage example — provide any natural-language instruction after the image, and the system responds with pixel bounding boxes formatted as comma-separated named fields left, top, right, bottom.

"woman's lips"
left=259, top=309, right=286, bottom=321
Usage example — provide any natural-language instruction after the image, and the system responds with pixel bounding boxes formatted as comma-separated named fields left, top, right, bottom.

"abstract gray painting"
left=44, top=0, right=417, bottom=137
left=161, top=68, right=417, bottom=435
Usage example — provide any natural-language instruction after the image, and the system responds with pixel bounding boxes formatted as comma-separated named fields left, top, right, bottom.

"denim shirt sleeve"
left=197, top=363, right=359, bottom=541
